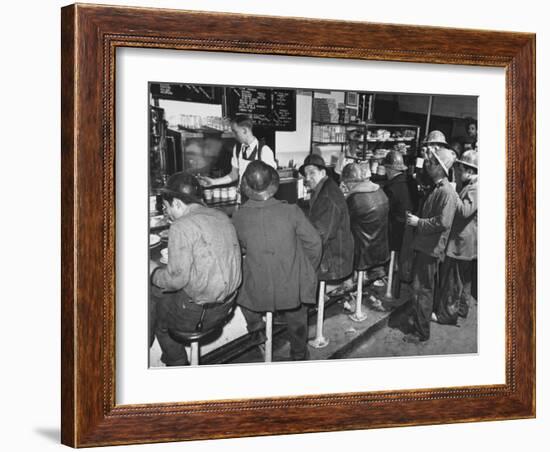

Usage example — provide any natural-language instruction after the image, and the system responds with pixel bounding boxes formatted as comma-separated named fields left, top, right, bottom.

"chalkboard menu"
left=227, top=87, right=296, bottom=131
left=150, top=83, right=223, bottom=105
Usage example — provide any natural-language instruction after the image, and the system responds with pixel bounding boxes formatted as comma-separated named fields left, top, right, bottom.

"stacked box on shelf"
left=312, top=124, right=347, bottom=143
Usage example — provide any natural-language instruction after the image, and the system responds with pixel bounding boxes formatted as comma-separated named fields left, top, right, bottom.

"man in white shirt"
left=198, top=115, right=277, bottom=188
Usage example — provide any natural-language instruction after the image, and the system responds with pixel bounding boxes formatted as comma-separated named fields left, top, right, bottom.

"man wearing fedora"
left=232, top=161, right=322, bottom=360
left=404, top=131, right=457, bottom=343
left=149, top=172, right=242, bottom=366
left=434, top=150, right=478, bottom=325
left=299, top=154, right=354, bottom=283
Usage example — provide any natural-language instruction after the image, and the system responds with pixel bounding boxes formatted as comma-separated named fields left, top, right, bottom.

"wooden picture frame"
left=61, top=3, right=535, bottom=447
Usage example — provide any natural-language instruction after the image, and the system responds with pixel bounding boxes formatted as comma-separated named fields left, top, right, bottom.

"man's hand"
left=197, top=176, right=215, bottom=187
left=406, top=212, right=420, bottom=227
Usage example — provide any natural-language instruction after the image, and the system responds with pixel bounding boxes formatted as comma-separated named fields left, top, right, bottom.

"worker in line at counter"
left=434, top=150, right=478, bottom=325
left=232, top=161, right=322, bottom=360
left=341, top=162, right=390, bottom=286
left=197, top=115, right=277, bottom=195
left=299, top=154, right=354, bottom=284
left=403, top=131, right=457, bottom=343
left=382, top=150, right=418, bottom=285
left=149, top=172, right=242, bottom=366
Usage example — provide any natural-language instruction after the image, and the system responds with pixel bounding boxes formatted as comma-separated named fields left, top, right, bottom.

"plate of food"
left=149, top=234, right=161, bottom=247
left=150, top=215, right=168, bottom=228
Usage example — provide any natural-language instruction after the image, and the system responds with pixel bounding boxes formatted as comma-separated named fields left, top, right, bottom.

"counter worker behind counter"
left=197, top=115, right=277, bottom=199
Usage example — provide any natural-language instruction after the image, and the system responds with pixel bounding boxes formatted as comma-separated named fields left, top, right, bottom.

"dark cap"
left=159, top=172, right=203, bottom=205
left=382, top=150, right=408, bottom=171
left=298, top=154, right=327, bottom=176
left=241, top=160, right=279, bottom=201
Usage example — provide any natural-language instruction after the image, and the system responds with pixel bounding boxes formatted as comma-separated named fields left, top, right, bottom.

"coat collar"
left=241, top=197, right=280, bottom=208
left=347, top=180, right=380, bottom=194
left=310, top=176, right=328, bottom=206
left=385, top=172, right=407, bottom=186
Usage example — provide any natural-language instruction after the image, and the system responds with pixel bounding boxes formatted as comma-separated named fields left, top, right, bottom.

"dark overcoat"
left=346, top=183, right=390, bottom=271
left=232, top=198, right=322, bottom=312
left=308, top=177, right=354, bottom=281
left=383, top=173, right=417, bottom=251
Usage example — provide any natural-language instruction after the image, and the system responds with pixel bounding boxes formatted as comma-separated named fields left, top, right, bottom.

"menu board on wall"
left=149, top=83, right=223, bottom=104
left=227, top=87, right=296, bottom=131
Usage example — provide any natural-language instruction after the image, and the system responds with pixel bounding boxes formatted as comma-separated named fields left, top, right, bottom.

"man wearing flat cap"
left=149, top=172, right=242, bottom=366
left=299, top=154, right=354, bottom=283
left=403, top=130, right=458, bottom=343
left=233, top=161, right=322, bottom=360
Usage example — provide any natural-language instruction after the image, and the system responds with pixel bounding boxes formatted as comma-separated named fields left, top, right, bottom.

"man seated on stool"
left=341, top=162, right=390, bottom=287
left=299, top=154, right=354, bottom=286
left=232, top=161, right=322, bottom=360
left=149, top=172, right=242, bottom=366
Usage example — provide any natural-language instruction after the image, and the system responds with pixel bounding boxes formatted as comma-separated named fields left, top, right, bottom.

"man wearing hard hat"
left=404, top=131, right=458, bottom=343
left=434, top=150, right=478, bottom=325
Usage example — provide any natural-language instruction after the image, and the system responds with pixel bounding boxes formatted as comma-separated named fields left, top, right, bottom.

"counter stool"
left=264, top=312, right=273, bottom=362
left=383, top=250, right=397, bottom=300
left=349, top=270, right=368, bottom=322
left=168, top=294, right=236, bottom=366
left=308, top=281, right=329, bottom=348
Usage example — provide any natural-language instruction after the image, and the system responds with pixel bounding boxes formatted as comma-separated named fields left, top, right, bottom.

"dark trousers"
left=150, top=288, right=233, bottom=366
left=410, top=252, right=439, bottom=341
left=435, top=257, right=473, bottom=324
left=240, top=304, right=310, bottom=360
left=367, top=264, right=386, bottom=281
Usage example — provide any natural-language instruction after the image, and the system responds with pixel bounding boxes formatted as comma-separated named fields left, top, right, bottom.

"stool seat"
left=168, top=327, right=219, bottom=343
left=168, top=299, right=235, bottom=344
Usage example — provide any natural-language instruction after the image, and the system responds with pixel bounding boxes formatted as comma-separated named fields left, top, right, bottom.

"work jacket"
left=346, top=181, right=390, bottom=271
left=412, top=178, right=457, bottom=260
left=308, top=176, right=354, bottom=281
left=446, top=177, right=478, bottom=261
left=232, top=198, right=322, bottom=312
left=152, top=204, right=242, bottom=304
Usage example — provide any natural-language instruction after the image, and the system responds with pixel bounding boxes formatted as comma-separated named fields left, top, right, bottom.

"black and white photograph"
left=148, top=82, right=479, bottom=367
